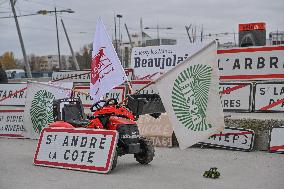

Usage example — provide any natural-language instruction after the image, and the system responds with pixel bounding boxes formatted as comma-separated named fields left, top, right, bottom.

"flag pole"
left=124, top=74, right=134, bottom=94
left=28, top=80, right=91, bottom=97
left=119, top=80, right=155, bottom=105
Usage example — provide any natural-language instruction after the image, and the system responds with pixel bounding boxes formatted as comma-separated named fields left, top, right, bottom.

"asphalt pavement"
left=0, top=138, right=283, bottom=189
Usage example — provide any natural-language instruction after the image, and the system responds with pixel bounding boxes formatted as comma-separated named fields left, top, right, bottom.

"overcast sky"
left=0, top=0, right=283, bottom=59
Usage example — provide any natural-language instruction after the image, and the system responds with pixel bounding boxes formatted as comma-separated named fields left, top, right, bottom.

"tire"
left=134, top=137, right=155, bottom=164
left=110, top=149, right=118, bottom=171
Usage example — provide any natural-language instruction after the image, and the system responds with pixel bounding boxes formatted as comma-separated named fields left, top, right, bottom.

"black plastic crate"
left=126, top=94, right=165, bottom=116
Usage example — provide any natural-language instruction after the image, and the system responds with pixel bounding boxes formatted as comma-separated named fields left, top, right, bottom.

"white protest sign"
left=0, top=109, right=25, bottom=138
left=52, top=71, right=90, bottom=82
left=199, top=127, right=255, bottom=151
left=130, top=80, right=158, bottom=94
left=131, top=44, right=206, bottom=80
left=136, top=113, right=173, bottom=147
left=269, top=127, right=284, bottom=153
left=220, top=83, right=252, bottom=112
left=24, top=81, right=73, bottom=139
left=254, top=83, right=284, bottom=111
left=218, top=45, right=284, bottom=80
left=0, top=83, right=27, bottom=106
left=34, top=128, right=118, bottom=173
left=72, top=85, right=126, bottom=114
left=52, top=69, right=132, bottom=83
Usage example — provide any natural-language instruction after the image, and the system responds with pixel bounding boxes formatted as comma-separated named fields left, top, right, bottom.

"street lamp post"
left=54, top=7, right=61, bottom=70
left=144, top=25, right=172, bottom=46
left=38, top=8, right=74, bottom=70
left=114, top=15, right=118, bottom=55
left=116, top=14, right=123, bottom=63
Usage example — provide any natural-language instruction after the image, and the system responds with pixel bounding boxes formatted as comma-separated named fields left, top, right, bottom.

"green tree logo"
left=30, top=90, right=55, bottom=133
left=171, top=64, right=212, bottom=131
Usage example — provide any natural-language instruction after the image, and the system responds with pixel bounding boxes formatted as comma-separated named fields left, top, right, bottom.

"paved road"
left=0, top=138, right=283, bottom=189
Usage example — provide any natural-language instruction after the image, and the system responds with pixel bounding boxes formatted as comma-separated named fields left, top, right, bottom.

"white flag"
left=90, top=17, right=126, bottom=102
left=155, top=41, right=225, bottom=149
left=24, top=81, right=73, bottom=139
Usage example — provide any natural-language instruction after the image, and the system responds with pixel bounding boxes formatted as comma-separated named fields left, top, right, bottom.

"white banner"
left=254, top=83, right=284, bottom=111
left=72, top=85, right=126, bottom=114
left=90, top=18, right=126, bottom=102
left=34, top=128, right=118, bottom=173
left=0, top=83, right=27, bottom=106
left=0, top=109, right=25, bottom=138
left=220, top=83, right=252, bottom=111
left=131, top=43, right=206, bottom=80
left=199, top=127, right=255, bottom=151
left=130, top=80, right=158, bottom=94
left=24, top=81, right=73, bottom=139
left=52, top=71, right=90, bottom=82
left=155, top=41, right=225, bottom=149
left=218, top=45, right=284, bottom=80
left=52, top=69, right=133, bottom=83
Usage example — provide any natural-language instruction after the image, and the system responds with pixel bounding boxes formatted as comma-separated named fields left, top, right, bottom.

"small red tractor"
left=49, top=94, right=165, bottom=170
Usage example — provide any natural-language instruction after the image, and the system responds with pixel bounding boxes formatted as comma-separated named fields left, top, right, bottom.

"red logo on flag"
left=91, top=47, right=115, bottom=94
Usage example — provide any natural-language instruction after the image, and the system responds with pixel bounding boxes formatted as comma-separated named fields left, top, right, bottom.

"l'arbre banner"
left=24, top=81, right=73, bottom=139
left=155, top=41, right=225, bottom=149
left=34, top=127, right=118, bottom=173
left=218, top=45, right=284, bottom=80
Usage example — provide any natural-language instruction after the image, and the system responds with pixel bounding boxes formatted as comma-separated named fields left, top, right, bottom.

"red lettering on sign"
left=239, top=23, right=266, bottom=31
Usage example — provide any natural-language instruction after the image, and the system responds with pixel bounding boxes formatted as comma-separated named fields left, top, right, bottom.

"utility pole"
left=61, top=19, right=80, bottom=70
left=54, top=7, right=61, bottom=70
left=140, top=18, right=143, bottom=46
left=37, top=8, right=74, bottom=70
left=125, top=23, right=133, bottom=48
left=10, top=0, right=32, bottom=78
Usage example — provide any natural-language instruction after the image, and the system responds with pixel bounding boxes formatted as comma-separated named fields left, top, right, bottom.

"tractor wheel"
left=111, top=149, right=118, bottom=171
left=134, top=137, right=155, bottom=164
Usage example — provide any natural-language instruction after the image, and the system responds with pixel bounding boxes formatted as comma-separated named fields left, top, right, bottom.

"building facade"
left=269, top=31, right=284, bottom=45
